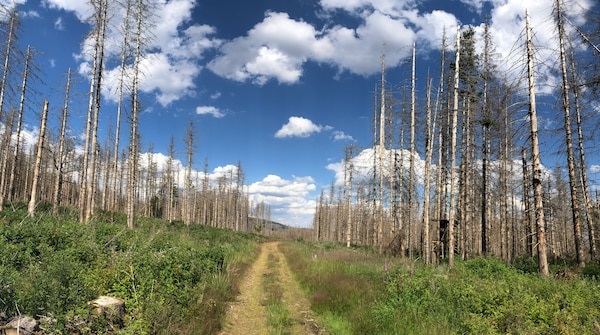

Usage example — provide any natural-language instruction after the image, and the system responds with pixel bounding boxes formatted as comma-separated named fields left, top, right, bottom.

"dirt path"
left=220, top=242, right=322, bottom=335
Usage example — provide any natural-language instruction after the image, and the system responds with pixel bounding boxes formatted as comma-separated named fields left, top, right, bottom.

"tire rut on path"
left=219, top=241, right=322, bottom=335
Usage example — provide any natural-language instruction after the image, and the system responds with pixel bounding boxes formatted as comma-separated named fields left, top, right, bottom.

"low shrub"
left=0, top=203, right=263, bottom=334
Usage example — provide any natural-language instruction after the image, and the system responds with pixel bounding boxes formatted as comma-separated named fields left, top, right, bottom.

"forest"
left=0, top=0, right=599, bottom=333
left=0, top=0, right=274, bottom=234
left=313, top=2, right=600, bottom=277
left=0, top=0, right=597, bottom=278
left=0, top=0, right=597, bottom=279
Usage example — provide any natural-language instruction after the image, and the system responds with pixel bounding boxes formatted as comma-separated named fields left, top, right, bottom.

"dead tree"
left=526, top=9, right=549, bottom=276
left=52, top=69, right=71, bottom=215
left=448, top=26, right=461, bottom=267
left=556, top=0, right=585, bottom=267
left=28, top=100, right=49, bottom=216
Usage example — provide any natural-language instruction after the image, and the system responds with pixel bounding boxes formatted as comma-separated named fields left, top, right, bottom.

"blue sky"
left=6, top=0, right=600, bottom=227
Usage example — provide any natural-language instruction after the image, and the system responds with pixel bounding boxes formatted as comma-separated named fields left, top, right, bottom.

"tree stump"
left=1, top=316, right=39, bottom=335
left=88, top=296, right=125, bottom=327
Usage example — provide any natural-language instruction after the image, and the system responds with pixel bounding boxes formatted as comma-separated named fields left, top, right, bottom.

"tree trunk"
left=526, top=9, right=549, bottom=276
left=86, top=0, right=108, bottom=222
left=111, top=0, right=133, bottom=217
left=569, top=42, right=597, bottom=261
left=448, top=27, right=461, bottom=267
left=0, top=8, right=17, bottom=211
left=127, top=0, right=145, bottom=229
left=556, top=0, right=585, bottom=267
left=408, top=42, right=416, bottom=260
left=6, top=45, right=31, bottom=208
left=28, top=100, right=49, bottom=216
left=378, top=53, right=386, bottom=254
left=422, top=77, right=433, bottom=264
left=52, top=69, right=71, bottom=215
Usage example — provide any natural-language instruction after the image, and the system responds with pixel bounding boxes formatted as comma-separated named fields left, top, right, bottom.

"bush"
left=0, top=203, right=263, bottom=334
left=582, top=262, right=600, bottom=280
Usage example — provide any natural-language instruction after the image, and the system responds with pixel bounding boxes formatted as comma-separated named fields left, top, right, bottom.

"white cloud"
left=208, top=2, right=460, bottom=83
left=42, top=0, right=92, bottom=19
left=22, top=10, right=40, bottom=18
left=196, top=105, right=224, bottom=118
left=49, top=0, right=221, bottom=107
left=275, top=116, right=324, bottom=138
left=209, top=11, right=328, bottom=85
left=54, top=16, right=64, bottom=30
left=332, top=130, right=354, bottom=141
left=591, top=165, right=600, bottom=174
left=248, top=174, right=317, bottom=227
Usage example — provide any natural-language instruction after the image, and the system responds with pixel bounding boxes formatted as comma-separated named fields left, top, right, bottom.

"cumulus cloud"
left=248, top=174, right=317, bottom=227
left=275, top=116, right=325, bottom=138
left=47, top=0, right=593, bottom=106
left=208, top=12, right=329, bottom=85
left=196, top=105, right=224, bottom=118
left=42, top=0, right=91, bottom=18
left=591, top=165, right=600, bottom=174
left=47, top=0, right=222, bottom=107
left=208, top=1, right=459, bottom=83
left=332, top=130, right=354, bottom=141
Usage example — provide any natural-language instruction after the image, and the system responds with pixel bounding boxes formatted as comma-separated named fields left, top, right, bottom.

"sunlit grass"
left=0, top=202, right=267, bottom=334
left=281, top=240, right=600, bottom=335
left=263, top=252, right=293, bottom=334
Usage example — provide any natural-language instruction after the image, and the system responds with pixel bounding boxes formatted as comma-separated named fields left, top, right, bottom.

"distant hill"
left=248, top=217, right=290, bottom=231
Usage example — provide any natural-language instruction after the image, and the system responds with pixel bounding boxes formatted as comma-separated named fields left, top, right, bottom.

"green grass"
left=263, top=253, right=293, bottom=334
left=0, top=202, right=266, bottom=334
left=281, top=240, right=600, bottom=335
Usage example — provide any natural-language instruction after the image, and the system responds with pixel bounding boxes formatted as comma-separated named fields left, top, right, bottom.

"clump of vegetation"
left=0, top=202, right=264, bottom=334
left=283, top=240, right=600, bottom=335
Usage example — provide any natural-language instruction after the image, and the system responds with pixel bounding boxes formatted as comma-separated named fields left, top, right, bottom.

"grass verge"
left=281, top=240, right=600, bottom=335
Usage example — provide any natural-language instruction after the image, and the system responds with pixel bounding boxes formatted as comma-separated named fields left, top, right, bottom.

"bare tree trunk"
left=556, top=0, right=585, bottom=267
left=0, top=7, right=17, bottom=125
left=345, top=145, right=354, bottom=248
left=127, top=0, right=145, bottom=229
left=86, top=0, right=108, bottom=221
left=52, top=69, right=71, bottom=215
left=28, top=100, right=49, bottom=216
left=522, top=148, right=534, bottom=256
left=184, top=119, right=196, bottom=225
left=0, top=8, right=17, bottom=211
left=111, top=0, right=133, bottom=217
left=569, top=44, right=597, bottom=260
left=408, top=42, right=416, bottom=260
left=0, top=109, right=15, bottom=210
left=422, top=77, right=433, bottom=264
left=80, top=14, right=102, bottom=223
left=6, top=45, right=31, bottom=208
left=526, top=9, right=549, bottom=276
left=378, top=53, right=386, bottom=254
left=433, top=30, right=447, bottom=264
left=448, top=27, right=461, bottom=267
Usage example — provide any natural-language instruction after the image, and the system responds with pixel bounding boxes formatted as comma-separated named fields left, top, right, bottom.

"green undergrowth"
left=0, top=202, right=266, bottom=334
left=281, top=240, right=600, bottom=335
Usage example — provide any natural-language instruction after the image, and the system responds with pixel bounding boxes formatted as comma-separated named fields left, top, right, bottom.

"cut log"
left=88, top=296, right=125, bottom=326
left=1, top=316, right=39, bottom=335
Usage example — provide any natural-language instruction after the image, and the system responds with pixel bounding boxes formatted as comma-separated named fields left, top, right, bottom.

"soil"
left=219, top=241, right=323, bottom=335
